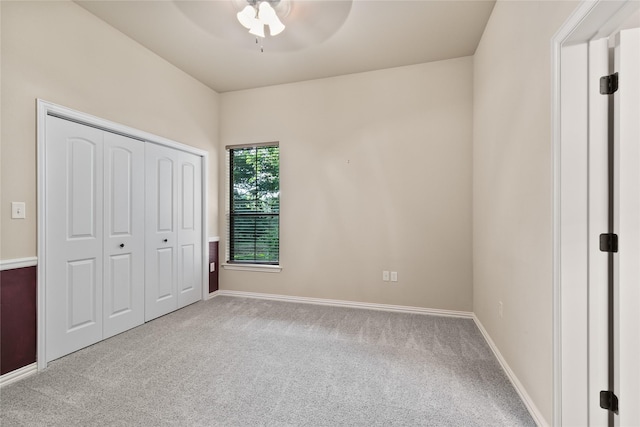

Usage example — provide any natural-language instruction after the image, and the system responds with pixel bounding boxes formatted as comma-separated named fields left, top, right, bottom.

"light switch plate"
left=210, top=262, right=216, bottom=273
left=11, top=202, right=26, bottom=219
left=390, top=271, right=398, bottom=282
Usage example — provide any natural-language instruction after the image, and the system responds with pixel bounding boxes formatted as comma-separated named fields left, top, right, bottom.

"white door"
left=145, top=145, right=203, bottom=319
left=588, top=36, right=610, bottom=427
left=103, top=132, right=145, bottom=338
left=46, top=116, right=104, bottom=362
left=613, top=27, right=640, bottom=427
left=177, top=151, right=202, bottom=308
left=145, top=143, right=179, bottom=321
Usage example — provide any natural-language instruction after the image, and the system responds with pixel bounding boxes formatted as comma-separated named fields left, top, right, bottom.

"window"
left=228, top=143, right=279, bottom=264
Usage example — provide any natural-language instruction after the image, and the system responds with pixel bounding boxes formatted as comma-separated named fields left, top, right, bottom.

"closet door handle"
left=163, top=239, right=168, bottom=243
left=119, top=243, right=125, bottom=248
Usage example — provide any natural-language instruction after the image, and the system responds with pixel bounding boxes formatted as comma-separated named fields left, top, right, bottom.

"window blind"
left=229, top=145, right=279, bottom=264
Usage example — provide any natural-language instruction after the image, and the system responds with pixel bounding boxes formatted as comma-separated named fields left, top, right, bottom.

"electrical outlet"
left=390, top=271, right=398, bottom=282
left=11, top=202, right=26, bottom=219
left=382, top=271, right=390, bottom=281
left=499, top=301, right=503, bottom=318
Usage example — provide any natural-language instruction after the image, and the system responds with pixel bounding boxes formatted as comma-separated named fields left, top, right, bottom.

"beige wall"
left=473, top=0, right=578, bottom=423
left=220, top=57, right=473, bottom=311
left=0, top=1, right=220, bottom=260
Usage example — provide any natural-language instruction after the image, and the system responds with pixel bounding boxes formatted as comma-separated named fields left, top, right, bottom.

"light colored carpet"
left=1, top=296, right=535, bottom=426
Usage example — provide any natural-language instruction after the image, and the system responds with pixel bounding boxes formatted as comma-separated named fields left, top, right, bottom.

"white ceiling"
left=76, top=0, right=496, bottom=93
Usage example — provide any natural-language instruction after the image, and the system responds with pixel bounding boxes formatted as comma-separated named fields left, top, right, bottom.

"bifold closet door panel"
left=177, top=151, right=202, bottom=308
left=145, top=143, right=179, bottom=321
left=45, top=116, right=104, bottom=362
left=45, top=114, right=204, bottom=362
left=103, top=132, right=145, bottom=338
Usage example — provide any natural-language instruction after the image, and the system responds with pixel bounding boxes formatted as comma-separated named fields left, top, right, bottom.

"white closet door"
left=103, top=132, right=145, bottom=338
left=177, top=151, right=202, bottom=308
left=145, top=143, right=179, bottom=321
left=46, top=116, right=104, bottom=362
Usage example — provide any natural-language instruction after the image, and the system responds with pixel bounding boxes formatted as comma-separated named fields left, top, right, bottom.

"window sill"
left=221, top=263, right=282, bottom=273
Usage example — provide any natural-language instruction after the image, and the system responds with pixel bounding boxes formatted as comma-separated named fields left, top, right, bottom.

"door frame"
left=36, top=99, right=209, bottom=370
left=552, top=1, right=639, bottom=425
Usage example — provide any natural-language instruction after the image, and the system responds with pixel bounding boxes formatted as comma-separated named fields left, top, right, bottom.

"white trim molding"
left=473, top=316, right=548, bottom=427
left=37, top=100, right=207, bottom=157
left=206, top=290, right=221, bottom=300
left=208, top=236, right=220, bottom=242
left=0, top=363, right=37, bottom=388
left=0, top=257, right=38, bottom=271
left=213, top=290, right=473, bottom=318
left=221, top=264, right=282, bottom=273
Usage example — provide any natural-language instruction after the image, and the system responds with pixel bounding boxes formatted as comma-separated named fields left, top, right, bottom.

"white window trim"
left=221, top=263, right=282, bottom=273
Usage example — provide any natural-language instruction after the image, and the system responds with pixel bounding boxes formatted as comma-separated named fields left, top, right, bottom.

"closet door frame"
left=36, top=99, right=209, bottom=371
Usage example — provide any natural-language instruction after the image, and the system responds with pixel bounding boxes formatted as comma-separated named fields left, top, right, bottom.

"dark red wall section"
left=0, top=266, right=37, bottom=375
left=209, top=241, right=219, bottom=293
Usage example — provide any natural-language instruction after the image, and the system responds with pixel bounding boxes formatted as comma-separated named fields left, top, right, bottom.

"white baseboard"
left=473, top=315, right=548, bottom=427
left=0, top=257, right=38, bottom=271
left=0, top=363, right=37, bottom=388
left=214, top=290, right=473, bottom=318
left=206, top=290, right=220, bottom=300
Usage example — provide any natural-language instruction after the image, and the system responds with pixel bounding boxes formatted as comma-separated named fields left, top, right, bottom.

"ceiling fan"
left=173, top=0, right=353, bottom=52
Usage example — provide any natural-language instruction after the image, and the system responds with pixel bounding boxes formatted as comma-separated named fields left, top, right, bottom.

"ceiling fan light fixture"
left=259, top=2, right=286, bottom=36
left=258, top=1, right=276, bottom=22
left=248, top=18, right=265, bottom=38
left=267, top=20, right=285, bottom=36
left=236, top=5, right=257, bottom=29
left=236, top=0, right=286, bottom=39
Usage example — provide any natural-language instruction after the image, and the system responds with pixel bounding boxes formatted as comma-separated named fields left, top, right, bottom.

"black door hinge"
left=600, top=390, right=619, bottom=413
left=600, top=233, right=618, bottom=253
left=600, top=73, right=619, bottom=95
